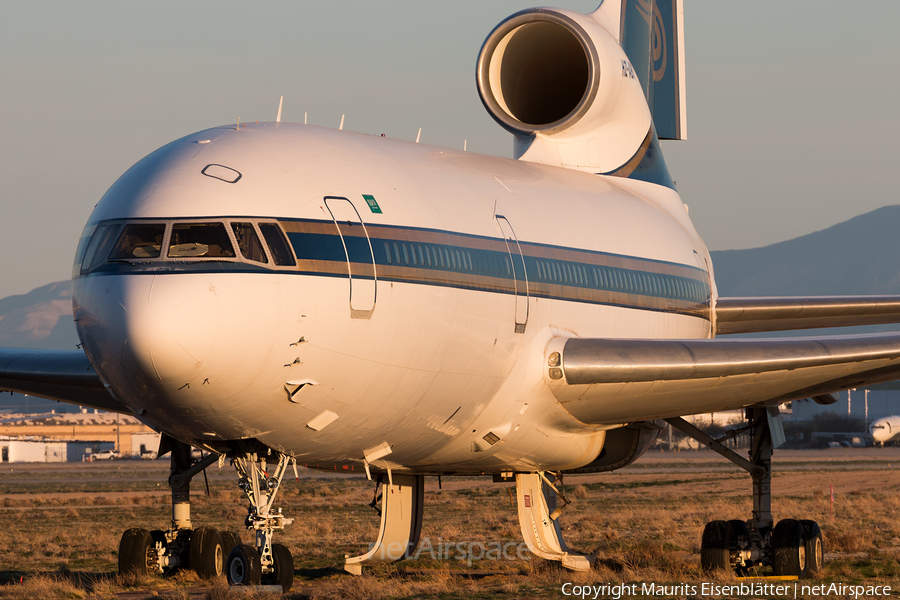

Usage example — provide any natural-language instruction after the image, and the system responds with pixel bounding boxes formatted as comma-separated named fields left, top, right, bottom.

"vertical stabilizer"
left=593, top=0, right=686, bottom=140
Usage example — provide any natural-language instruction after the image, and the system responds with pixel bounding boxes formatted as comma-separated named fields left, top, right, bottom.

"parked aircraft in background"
left=4, top=0, right=900, bottom=588
left=870, top=416, right=900, bottom=446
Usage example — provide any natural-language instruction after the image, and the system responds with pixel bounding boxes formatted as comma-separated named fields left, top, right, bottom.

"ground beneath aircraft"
left=0, top=448, right=898, bottom=599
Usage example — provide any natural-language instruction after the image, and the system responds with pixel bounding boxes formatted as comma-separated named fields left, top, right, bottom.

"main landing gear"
left=666, top=406, right=824, bottom=578
left=118, top=436, right=240, bottom=580
left=116, top=438, right=296, bottom=592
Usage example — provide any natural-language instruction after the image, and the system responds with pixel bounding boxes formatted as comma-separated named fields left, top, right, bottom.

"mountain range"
left=710, top=205, right=900, bottom=297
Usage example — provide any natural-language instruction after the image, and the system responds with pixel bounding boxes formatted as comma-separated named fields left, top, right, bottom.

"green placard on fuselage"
left=362, top=194, right=382, bottom=214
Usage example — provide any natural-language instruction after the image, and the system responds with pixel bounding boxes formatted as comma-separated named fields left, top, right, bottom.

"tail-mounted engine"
left=477, top=4, right=682, bottom=180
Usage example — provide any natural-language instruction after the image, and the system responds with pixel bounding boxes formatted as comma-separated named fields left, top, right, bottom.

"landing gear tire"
left=700, top=520, right=733, bottom=572
left=727, top=519, right=752, bottom=576
left=220, top=531, right=242, bottom=562
left=190, top=526, right=225, bottom=579
left=772, top=519, right=808, bottom=578
left=227, top=544, right=261, bottom=586
left=119, top=528, right=153, bottom=576
left=800, top=520, right=824, bottom=576
left=262, top=543, right=294, bottom=592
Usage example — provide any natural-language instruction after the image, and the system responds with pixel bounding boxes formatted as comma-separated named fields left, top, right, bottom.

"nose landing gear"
left=225, top=450, right=295, bottom=592
left=116, top=438, right=296, bottom=592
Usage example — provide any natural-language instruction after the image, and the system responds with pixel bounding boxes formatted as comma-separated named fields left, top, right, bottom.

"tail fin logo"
left=635, top=0, right=667, bottom=82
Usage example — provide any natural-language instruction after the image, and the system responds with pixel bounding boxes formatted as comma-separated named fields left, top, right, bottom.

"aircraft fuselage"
left=72, top=122, right=713, bottom=474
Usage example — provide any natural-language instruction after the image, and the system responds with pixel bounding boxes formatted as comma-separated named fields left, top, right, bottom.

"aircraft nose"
left=134, top=275, right=220, bottom=382
left=86, top=274, right=220, bottom=387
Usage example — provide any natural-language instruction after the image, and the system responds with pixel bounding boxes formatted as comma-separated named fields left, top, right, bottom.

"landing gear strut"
left=666, top=406, right=824, bottom=578
left=117, top=436, right=240, bottom=579
left=225, top=450, right=295, bottom=592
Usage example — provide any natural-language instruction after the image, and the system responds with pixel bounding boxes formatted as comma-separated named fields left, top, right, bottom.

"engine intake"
left=477, top=7, right=652, bottom=174
left=477, top=11, right=599, bottom=135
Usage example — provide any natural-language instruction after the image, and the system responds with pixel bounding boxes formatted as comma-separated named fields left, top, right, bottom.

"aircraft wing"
left=549, top=333, right=900, bottom=425
left=716, top=296, right=900, bottom=334
left=0, top=348, right=131, bottom=414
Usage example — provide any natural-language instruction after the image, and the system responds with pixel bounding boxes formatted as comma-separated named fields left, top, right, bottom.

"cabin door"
left=325, top=197, right=377, bottom=318
left=495, top=215, right=529, bottom=333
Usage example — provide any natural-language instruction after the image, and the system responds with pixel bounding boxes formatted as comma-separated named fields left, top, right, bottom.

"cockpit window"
left=83, top=224, right=121, bottom=271
left=109, top=224, right=165, bottom=259
left=231, top=223, right=268, bottom=263
left=258, top=223, right=296, bottom=266
left=168, top=223, right=236, bottom=258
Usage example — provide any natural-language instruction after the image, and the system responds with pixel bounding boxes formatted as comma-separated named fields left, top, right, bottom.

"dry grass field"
left=1, top=448, right=899, bottom=599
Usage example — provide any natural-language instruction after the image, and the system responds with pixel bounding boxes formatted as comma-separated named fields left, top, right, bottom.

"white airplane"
left=3, top=0, right=900, bottom=588
left=870, top=416, right=900, bottom=446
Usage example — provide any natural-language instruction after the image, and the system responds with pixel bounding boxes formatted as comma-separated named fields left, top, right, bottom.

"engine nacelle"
left=476, top=7, right=652, bottom=174
left=562, top=421, right=663, bottom=474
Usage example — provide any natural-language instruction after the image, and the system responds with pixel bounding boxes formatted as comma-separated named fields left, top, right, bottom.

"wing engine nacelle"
left=476, top=7, right=652, bottom=174
left=562, top=420, right=663, bottom=474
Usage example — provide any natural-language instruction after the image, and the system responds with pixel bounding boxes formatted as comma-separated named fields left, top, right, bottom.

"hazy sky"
left=1, top=1, right=898, bottom=299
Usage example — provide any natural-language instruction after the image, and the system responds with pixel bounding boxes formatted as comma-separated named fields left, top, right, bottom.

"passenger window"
left=110, top=224, right=166, bottom=259
left=384, top=242, right=392, bottom=264
left=169, top=223, right=235, bottom=258
left=402, top=244, right=409, bottom=264
left=231, top=223, right=268, bottom=263
left=258, top=223, right=296, bottom=266
left=393, top=243, right=401, bottom=264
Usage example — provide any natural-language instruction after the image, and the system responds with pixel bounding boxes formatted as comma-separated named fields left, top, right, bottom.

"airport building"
left=0, top=438, right=112, bottom=463
left=0, top=411, right=160, bottom=461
